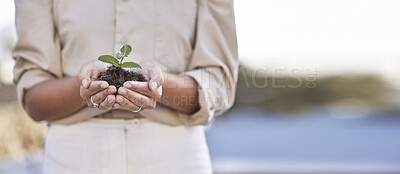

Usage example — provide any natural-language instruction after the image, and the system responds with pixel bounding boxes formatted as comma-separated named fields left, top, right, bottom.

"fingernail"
left=151, top=82, right=158, bottom=91
left=82, top=79, right=88, bottom=88
left=124, top=83, right=131, bottom=89
left=101, top=82, right=108, bottom=88
left=119, top=89, right=126, bottom=95
left=108, top=88, right=114, bottom=93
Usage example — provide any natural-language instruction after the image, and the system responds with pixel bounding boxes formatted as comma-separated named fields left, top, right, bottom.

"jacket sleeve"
left=12, top=0, right=62, bottom=108
left=177, top=0, right=239, bottom=125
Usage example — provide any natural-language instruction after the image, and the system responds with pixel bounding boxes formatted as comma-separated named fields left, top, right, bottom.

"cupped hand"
left=76, top=61, right=117, bottom=110
left=114, top=63, right=164, bottom=112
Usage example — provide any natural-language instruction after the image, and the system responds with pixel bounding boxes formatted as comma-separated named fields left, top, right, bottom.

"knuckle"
left=94, top=95, right=101, bottom=102
left=149, top=103, right=156, bottom=109
left=139, top=96, right=147, bottom=105
left=87, top=86, right=94, bottom=92
left=126, top=91, right=133, bottom=99
left=102, top=90, right=109, bottom=97
left=106, top=100, right=114, bottom=107
left=145, top=99, right=156, bottom=109
left=138, top=88, right=146, bottom=94
left=145, top=103, right=155, bottom=110
left=89, top=85, right=98, bottom=92
left=124, top=99, right=131, bottom=107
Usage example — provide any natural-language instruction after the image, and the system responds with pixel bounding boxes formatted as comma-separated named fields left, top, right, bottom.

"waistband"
left=95, top=109, right=145, bottom=119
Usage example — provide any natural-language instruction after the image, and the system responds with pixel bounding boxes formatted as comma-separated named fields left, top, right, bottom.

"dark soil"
left=98, top=65, right=147, bottom=89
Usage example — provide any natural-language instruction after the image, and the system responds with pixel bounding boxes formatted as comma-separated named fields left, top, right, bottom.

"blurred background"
left=1, top=0, right=400, bottom=174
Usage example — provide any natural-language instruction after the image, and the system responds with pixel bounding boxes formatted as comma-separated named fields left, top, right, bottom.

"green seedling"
left=98, top=44, right=142, bottom=69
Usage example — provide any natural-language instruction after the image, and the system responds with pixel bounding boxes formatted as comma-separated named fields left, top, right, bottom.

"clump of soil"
left=99, top=65, right=147, bottom=89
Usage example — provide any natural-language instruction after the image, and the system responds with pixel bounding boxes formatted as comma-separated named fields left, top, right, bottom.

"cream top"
left=13, top=0, right=238, bottom=126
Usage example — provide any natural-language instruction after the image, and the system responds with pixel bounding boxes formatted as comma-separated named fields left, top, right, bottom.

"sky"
left=233, top=0, right=400, bottom=78
left=1, top=0, right=400, bottom=83
left=0, top=0, right=14, bottom=27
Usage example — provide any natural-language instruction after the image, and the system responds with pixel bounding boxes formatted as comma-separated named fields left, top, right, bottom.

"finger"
left=115, top=95, right=142, bottom=112
left=88, top=81, right=109, bottom=92
left=77, top=68, right=91, bottom=89
left=148, top=68, right=164, bottom=91
left=99, top=95, right=115, bottom=111
left=117, top=88, right=156, bottom=109
left=113, top=103, right=121, bottom=109
left=149, top=81, right=158, bottom=92
left=91, top=87, right=113, bottom=105
left=107, top=85, right=117, bottom=95
left=123, top=81, right=161, bottom=99
left=148, top=81, right=162, bottom=100
left=123, top=81, right=150, bottom=95
left=81, top=85, right=115, bottom=108
left=78, top=65, right=101, bottom=89
left=89, top=67, right=101, bottom=80
left=85, top=89, right=106, bottom=108
left=80, top=81, right=109, bottom=98
left=81, top=79, right=90, bottom=89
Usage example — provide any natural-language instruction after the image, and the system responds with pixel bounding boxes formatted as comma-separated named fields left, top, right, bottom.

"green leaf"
left=98, top=55, right=120, bottom=67
left=116, top=53, right=124, bottom=60
left=120, top=44, right=132, bottom=57
left=121, top=62, right=142, bottom=69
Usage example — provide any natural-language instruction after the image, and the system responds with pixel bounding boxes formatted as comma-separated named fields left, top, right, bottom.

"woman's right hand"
left=76, top=61, right=116, bottom=110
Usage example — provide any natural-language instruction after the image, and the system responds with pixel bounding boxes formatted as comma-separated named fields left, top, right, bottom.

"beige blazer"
left=13, top=0, right=238, bottom=126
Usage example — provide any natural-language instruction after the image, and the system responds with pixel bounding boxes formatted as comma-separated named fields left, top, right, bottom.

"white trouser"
left=43, top=118, right=212, bottom=174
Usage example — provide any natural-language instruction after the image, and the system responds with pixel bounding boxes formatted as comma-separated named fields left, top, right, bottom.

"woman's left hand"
left=114, top=63, right=164, bottom=112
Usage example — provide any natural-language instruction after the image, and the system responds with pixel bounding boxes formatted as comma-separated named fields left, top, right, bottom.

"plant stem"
left=120, top=57, right=124, bottom=65
left=119, top=67, right=123, bottom=81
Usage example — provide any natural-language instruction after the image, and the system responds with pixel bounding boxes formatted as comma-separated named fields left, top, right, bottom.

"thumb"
left=149, top=76, right=164, bottom=92
left=148, top=67, right=164, bottom=92
left=85, top=68, right=101, bottom=88
left=81, top=75, right=91, bottom=89
left=149, top=80, right=163, bottom=97
left=78, top=67, right=98, bottom=89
